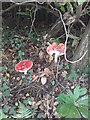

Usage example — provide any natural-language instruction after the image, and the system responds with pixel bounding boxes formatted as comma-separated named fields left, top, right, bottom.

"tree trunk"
left=43, top=19, right=64, bottom=40
left=71, top=20, right=90, bottom=70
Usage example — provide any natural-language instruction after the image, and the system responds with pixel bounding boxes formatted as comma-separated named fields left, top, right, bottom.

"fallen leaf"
left=49, top=55, right=53, bottom=62
left=54, top=101, right=59, bottom=106
left=44, top=68, right=53, bottom=76
left=6, top=73, right=10, bottom=78
left=39, top=105, right=44, bottom=111
left=36, top=100, right=42, bottom=106
left=72, top=39, right=78, bottom=48
left=61, top=71, right=68, bottom=77
left=28, top=101, right=32, bottom=105
left=41, top=76, right=47, bottom=85
left=32, top=101, right=36, bottom=106
left=39, top=51, right=44, bottom=59
left=19, top=80, right=22, bottom=86
left=71, top=85, right=75, bottom=89
left=26, top=93, right=29, bottom=97
left=15, top=102, right=18, bottom=106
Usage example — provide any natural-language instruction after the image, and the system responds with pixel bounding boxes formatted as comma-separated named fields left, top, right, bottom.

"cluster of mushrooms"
left=15, top=42, right=65, bottom=74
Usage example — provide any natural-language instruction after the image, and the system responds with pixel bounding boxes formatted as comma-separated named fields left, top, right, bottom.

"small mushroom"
left=15, top=60, right=33, bottom=74
left=46, top=42, right=65, bottom=62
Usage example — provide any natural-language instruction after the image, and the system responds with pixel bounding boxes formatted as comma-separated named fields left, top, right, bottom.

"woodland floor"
left=1, top=12, right=89, bottom=118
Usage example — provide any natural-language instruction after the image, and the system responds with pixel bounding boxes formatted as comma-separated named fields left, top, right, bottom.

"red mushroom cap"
left=15, top=60, right=33, bottom=74
left=46, top=45, right=53, bottom=55
left=57, top=43, right=65, bottom=53
left=52, top=42, right=57, bottom=48
left=46, top=42, right=65, bottom=55
left=46, top=42, right=65, bottom=62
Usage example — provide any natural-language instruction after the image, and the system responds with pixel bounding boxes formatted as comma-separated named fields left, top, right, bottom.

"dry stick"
left=49, top=4, right=88, bottom=64
left=1, top=4, right=17, bottom=14
left=28, top=3, right=37, bottom=38
left=45, top=94, right=50, bottom=118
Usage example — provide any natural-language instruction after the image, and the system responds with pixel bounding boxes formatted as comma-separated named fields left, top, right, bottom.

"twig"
left=45, top=94, right=50, bottom=118
left=1, top=4, right=17, bottom=14
left=28, top=3, right=37, bottom=38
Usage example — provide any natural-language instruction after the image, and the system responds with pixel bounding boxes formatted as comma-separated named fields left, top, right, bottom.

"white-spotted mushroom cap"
left=15, top=60, right=33, bottom=74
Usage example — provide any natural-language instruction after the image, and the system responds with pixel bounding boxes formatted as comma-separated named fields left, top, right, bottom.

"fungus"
left=15, top=60, right=33, bottom=74
left=46, top=42, right=65, bottom=62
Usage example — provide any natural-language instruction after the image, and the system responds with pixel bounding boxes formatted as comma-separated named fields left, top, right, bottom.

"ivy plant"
left=55, top=86, right=88, bottom=118
left=0, top=109, right=8, bottom=119
left=68, top=70, right=78, bottom=80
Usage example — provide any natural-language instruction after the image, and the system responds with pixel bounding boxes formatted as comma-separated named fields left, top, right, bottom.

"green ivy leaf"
left=51, top=80, right=56, bottom=86
left=58, top=64, right=63, bottom=70
left=68, top=70, right=78, bottom=80
left=64, top=64, right=70, bottom=70
left=2, top=65, right=7, bottom=72
left=82, top=67, right=90, bottom=74
left=3, top=89, right=10, bottom=97
left=2, top=83, right=9, bottom=90
left=66, top=2, right=73, bottom=13
left=3, top=77, right=7, bottom=81
left=0, top=109, right=7, bottom=119
left=9, top=106, right=16, bottom=115
left=3, top=104, right=9, bottom=113
left=49, top=38, right=60, bottom=44
left=27, top=76, right=32, bottom=81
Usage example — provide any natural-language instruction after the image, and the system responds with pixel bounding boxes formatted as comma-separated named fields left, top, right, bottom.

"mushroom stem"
left=55, top=54, right=58, bottom=63
left=24, top=70, right=27, bottom=74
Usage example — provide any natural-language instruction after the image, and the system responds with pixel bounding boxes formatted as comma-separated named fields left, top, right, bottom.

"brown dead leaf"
left=36, top=100, right=42, bottom=106
left=41, top=76, right=47, bottom=85
left=6, top=73, right=10, bottom=78
left=61, top=70, right=68, bottom=77
left=54, top=101, right=59, bottom=106
left=44, top=68, right=53, bottom=76
left=72, top=39, right=79, bottom=49
left=19, top=80, right=22, bottom=86
left=39, top=51, right=44, bottom=59
left=39, top=105, right=44, bottom=111
left=49, top=55, right=53, bottom=62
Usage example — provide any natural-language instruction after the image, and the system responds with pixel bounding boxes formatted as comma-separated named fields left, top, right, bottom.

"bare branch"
left=28, top=2, right=37, bottom=37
